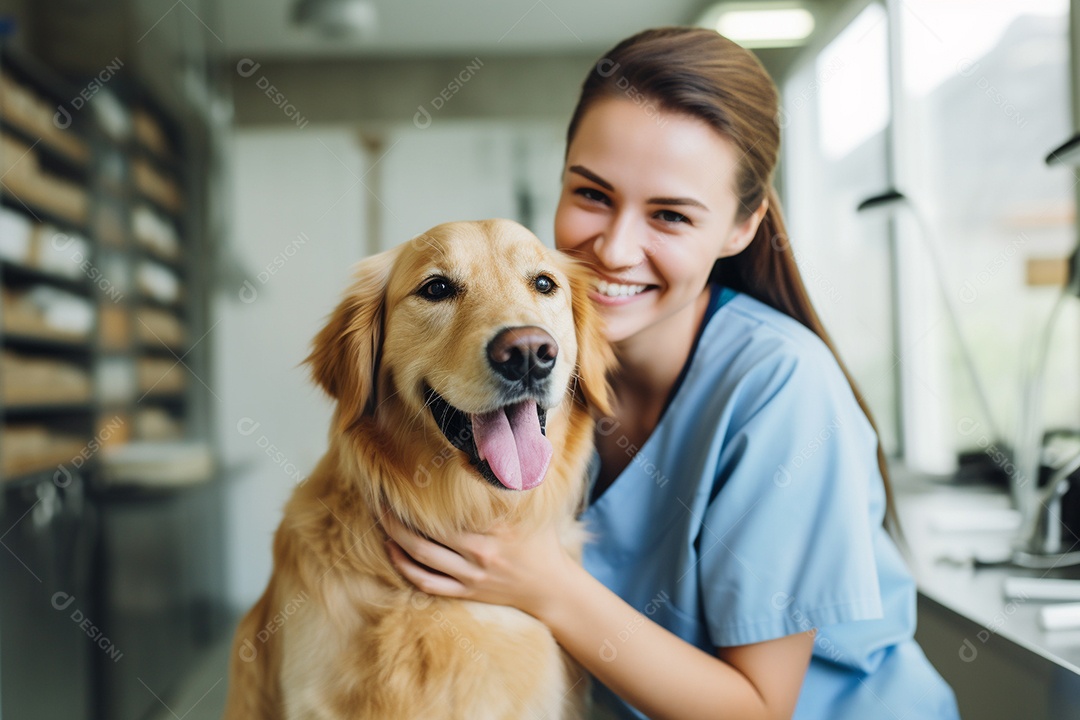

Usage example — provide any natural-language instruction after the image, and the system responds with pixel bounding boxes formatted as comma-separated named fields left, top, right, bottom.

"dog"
left=222, top=219, right=613, bottom=719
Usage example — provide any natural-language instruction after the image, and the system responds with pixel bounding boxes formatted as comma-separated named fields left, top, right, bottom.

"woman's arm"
left=382, top=516, right=814, bottom=720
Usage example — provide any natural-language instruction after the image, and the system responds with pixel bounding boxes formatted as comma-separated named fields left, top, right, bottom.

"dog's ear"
left=564, top=257, right=615, bottom=417
left=306, top=247, right=400, bottom=430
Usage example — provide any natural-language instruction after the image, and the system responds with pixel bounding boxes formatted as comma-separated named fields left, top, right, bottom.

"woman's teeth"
left=594, top=280, right=649, bottom=297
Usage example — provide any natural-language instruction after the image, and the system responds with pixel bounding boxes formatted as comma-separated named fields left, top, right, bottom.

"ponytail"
left=712, top=186, right=902, bottom=538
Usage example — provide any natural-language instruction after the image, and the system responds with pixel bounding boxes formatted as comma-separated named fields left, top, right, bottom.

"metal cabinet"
left=0, top=471, right=95, bottom=720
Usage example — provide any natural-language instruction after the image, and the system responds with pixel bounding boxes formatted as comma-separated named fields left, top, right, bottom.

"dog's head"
left=306, top=219, right=612, bottom=529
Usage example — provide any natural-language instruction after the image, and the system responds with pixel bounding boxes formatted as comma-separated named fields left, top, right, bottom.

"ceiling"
left=218, top=0, right=710, bottom=58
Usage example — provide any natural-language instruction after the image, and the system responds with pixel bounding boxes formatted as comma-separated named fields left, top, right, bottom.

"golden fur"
left=222, top=219, right=613, bottom=719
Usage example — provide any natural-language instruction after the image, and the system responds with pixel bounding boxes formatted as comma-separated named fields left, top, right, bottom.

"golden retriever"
left=222, top=219, right=613, bottom=719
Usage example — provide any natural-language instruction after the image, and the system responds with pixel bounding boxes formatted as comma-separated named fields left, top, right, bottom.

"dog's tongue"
left=472, top=400, right=552, bottom=490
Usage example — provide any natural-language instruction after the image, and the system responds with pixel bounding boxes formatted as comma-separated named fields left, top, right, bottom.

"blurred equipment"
left=977, top=134, right=1080, bottom=569
left=855, top=188, right=1005, bottom=448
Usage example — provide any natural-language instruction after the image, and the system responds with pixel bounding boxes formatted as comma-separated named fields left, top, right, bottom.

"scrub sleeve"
left=579, top=285, right=960, bottom=720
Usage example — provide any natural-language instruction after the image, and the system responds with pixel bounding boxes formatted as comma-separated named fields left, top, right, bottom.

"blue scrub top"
left=579, top=284, right=960, bottom=720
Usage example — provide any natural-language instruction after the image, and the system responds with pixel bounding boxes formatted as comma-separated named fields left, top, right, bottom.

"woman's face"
left=554, top=97, right=766, bottom=344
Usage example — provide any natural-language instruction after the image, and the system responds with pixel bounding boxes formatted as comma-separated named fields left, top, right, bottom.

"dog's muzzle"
left=424, top=386, right=551, bottom=491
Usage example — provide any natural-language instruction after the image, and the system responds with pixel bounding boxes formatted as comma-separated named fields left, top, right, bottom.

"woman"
left=384, top=27, right=960, bottom=720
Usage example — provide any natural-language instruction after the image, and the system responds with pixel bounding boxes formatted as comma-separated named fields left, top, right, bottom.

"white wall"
left=376, top=120, right=565, bottom=249
left=217, top=127, right=367, bottom=610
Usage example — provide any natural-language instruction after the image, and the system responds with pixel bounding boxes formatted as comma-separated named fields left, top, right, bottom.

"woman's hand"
left=383, top=515, right=814, bottom=720
left=382, top=515, right=572, bottom=618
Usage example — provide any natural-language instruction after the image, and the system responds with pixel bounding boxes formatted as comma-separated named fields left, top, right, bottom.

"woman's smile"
left=589, top=272, right=659, bottom=305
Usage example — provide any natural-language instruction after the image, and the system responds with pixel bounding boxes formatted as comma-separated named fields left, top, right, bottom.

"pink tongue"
left=471, top=400, right=553, bottom=490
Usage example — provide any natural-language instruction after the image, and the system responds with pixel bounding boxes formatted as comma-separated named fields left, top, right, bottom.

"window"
left=893, top=0, right=1077, bottom=471
left=782, top=0, right=1077, bottom=475
left=782, top=1, right=900, bottom=455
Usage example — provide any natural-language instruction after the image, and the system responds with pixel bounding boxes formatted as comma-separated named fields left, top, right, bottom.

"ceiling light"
left=292, top=0, right=378, bottom=38
left=697, top=2, right=816, bottom=49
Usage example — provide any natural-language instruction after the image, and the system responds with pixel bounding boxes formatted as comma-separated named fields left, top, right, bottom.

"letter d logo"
left=239, top=639, right=258, bottom=663
left=52, top=592, right=75, bottom=611
left=239, top=280, right=259, bottom=304
left=236, top=417, right=261, bottom=436
left=54, top=105, right=72, bottom=129
left=236, top=58, right=261, bottom=78
left=54, top=465, right=73, bottom=488
left=413, top=105, right=432, bottom=129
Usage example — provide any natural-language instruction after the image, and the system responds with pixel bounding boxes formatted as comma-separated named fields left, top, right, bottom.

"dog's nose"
left=487, top=326, right=559, bottom=383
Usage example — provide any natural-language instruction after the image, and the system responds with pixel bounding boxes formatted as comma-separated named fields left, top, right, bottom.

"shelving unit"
left=0, top=41, right=215, bottom=720
left=94, top=93, right=193, bottom=451
left=0, top=44, right=100, bottom=720
left=0, top=46, right=98, bottom=488
left=0, top=47, right=199, bottom=476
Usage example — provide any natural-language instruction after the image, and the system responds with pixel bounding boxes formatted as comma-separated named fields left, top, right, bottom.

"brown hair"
left=566, top=27, right=901, bottom=537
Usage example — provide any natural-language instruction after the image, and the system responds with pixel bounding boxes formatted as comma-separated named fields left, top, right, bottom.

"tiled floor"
left=147, top=636, right=231, bottom=720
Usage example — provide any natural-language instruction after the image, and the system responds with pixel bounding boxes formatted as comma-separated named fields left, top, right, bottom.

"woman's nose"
left=593, top=214, right=646, bottom=270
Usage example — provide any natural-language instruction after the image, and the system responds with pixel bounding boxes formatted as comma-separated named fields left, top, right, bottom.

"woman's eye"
left=420, top=277, right=456, bottom=301
left=575, top=187, right=609, bottom=204
left=656, top=209, right=690, bottom=224
left=533, top=274, right=557, bottom=294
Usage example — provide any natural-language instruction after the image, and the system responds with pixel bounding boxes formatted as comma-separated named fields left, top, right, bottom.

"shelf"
left=136, top=245, right=185, bottom=274
left=137, top=341, right=185, bottom=357
left=134, top=189, right=184, bottom=221
left=0, top=260, right=93, bottom=295
left=137, top=391, right=186, bottom=404
left=2, top=400, right=95, bottom=418
left=132, top=141, right=182, bottom=179
left=1, top=53, right=197, bottom=497
left=0, top=191, right=89, bottom=235
left=0, top=47, right=78, bottom=105
left=2, top=332, right=93, bottom=354
left=1, top=444, right=90, bottom=484
left=0, top=117, right=91, bottom=178
left=0, top=51, right=212, bottom=720
left=138, top=294, right=185, bottom=313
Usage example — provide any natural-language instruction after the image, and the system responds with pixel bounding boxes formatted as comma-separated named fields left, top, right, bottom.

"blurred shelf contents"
left=133, top=204, right=180, bottom=261
left=0, top=47, right=198, bottom=459
left=132, top=157, right=183, bottom=214
left=0, top=132, right=88, bottom=225
left=98, top=303, right=130, bottom=350
left=0, top=422, right=86, bottom=479
left=137, top=356, right=187, bottom=395
left=136, top=258, right=181, bottom=306
left=1, top=349, right=92, bottom=406
left=132, top=107, right=174, bottom=161
left=135, top=306, right=185, bottom=349
left=2, top=285, right=93, bottom=343
left=0, top=207, right=94, bottom=279
left=96, top=357, right=136, bottom=404
left=0, top=68, right=89, bottom=164
left=134, top=406, right=184, bottom=440
left=101, top=440, right=213, bottom=489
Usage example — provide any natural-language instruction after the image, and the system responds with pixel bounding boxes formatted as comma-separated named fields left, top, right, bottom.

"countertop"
left=894, top=465, right=1080, bottom=677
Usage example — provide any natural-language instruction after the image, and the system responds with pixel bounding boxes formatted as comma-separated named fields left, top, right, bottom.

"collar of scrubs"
left=588, top=282, right=737, bottom=505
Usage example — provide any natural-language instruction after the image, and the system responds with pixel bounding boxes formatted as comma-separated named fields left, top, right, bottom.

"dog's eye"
left=419, top=277, right=456, bottom=301
left=534, top=275, right=556, bottom=294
